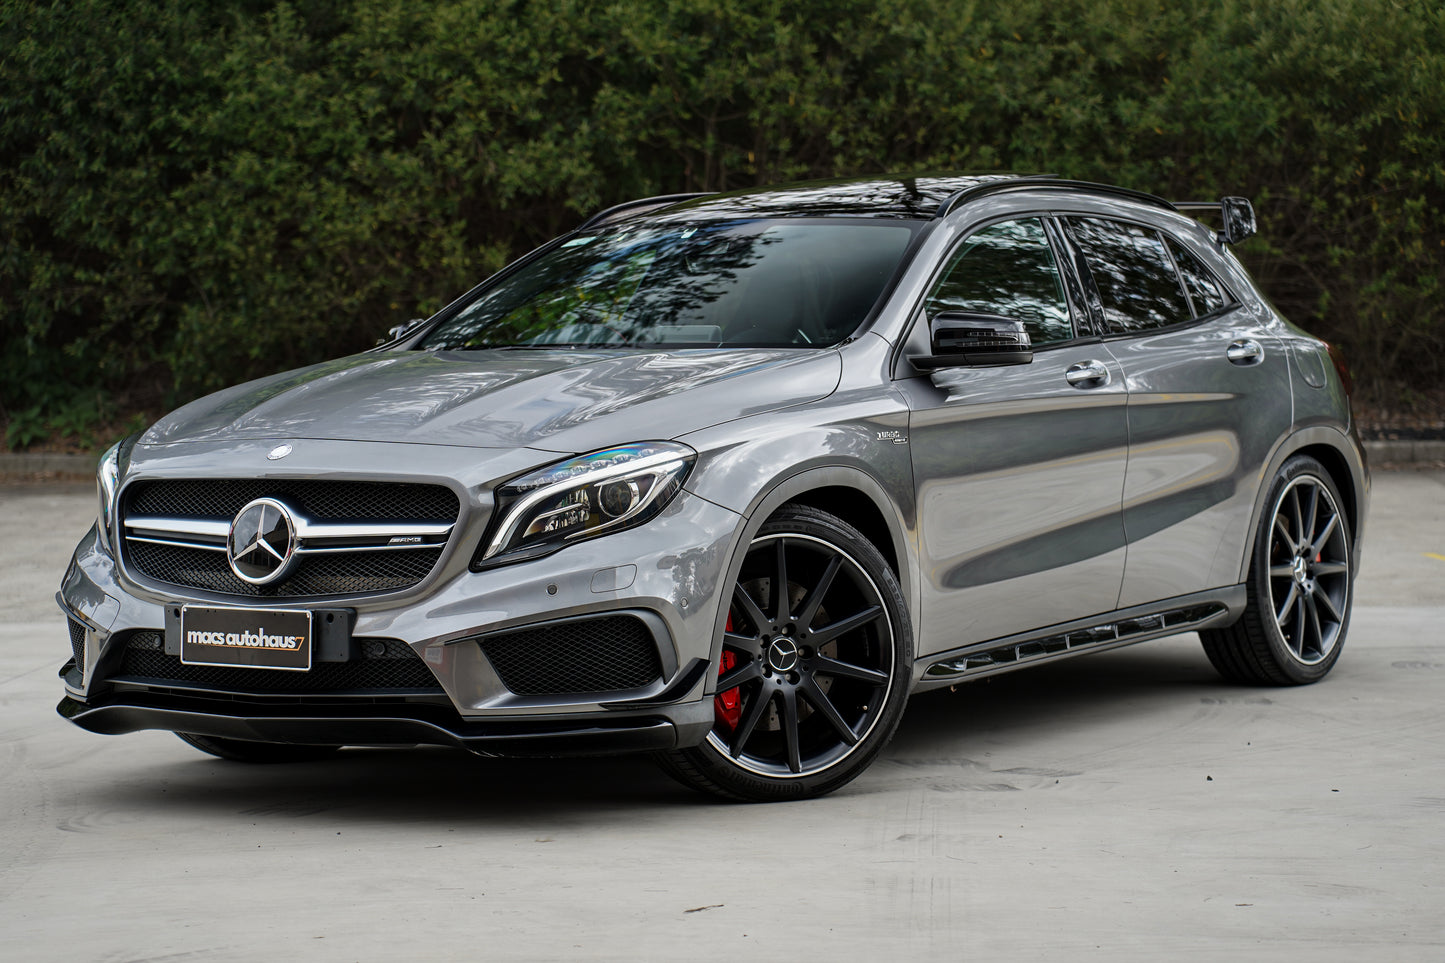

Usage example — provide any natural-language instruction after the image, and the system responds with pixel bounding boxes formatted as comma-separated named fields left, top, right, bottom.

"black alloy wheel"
left=1201, top=455, right=1353, bottom=685
left=658, top=505, right=912, bottom=801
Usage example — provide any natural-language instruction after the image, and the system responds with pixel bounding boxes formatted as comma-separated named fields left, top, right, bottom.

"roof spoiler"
left=1174, top=196, right=1257, bottom=245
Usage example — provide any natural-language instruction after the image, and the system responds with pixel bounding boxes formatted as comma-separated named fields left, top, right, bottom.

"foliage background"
left=2, top=0, right=1441, bottom=448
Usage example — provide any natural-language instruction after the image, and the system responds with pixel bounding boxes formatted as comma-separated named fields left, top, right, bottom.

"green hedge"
left=2, top=0, right=1441, bottom=447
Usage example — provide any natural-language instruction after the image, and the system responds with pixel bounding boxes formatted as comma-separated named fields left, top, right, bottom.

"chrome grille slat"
left=124, top=514, right=452, bottom=553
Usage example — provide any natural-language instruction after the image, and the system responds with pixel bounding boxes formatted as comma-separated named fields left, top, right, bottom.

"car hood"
left=140, top=348, right=842, bottom=453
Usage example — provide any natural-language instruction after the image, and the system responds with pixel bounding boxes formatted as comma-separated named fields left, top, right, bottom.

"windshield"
left=420, top=219, right=918, bottom=350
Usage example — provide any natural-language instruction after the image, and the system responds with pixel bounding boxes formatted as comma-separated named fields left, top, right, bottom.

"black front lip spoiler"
left=58, top=694, right=706, bottom=758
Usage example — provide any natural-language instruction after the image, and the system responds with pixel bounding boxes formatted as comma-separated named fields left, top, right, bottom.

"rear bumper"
left=57, top=690, right=713, bottom=758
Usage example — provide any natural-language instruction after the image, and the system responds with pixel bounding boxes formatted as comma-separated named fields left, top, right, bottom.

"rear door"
left=898, top=216, right=1129, bottom=653
left=1063, top=215, right=1292, bottom=607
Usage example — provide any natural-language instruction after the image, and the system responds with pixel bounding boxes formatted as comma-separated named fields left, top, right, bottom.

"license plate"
left=180, top=605, right=312, bottom=671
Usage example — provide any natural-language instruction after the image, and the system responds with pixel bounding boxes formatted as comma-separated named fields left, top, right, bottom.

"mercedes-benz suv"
left=58, top=174, right=1367, bottom=801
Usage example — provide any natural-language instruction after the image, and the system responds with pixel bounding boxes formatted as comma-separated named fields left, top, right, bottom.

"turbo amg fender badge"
left=227, top=497, right=300, bottom=585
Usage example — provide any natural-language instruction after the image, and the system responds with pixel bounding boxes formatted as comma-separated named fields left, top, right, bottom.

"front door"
left=899, top=217, right=1129, bottom=655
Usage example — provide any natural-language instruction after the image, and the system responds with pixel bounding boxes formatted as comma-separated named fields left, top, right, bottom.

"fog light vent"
left=479, top=616, right=662, bottom=696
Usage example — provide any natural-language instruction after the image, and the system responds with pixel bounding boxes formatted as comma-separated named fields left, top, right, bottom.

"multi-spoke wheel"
left=658, top=505, right=912, bottom=801
left=1201, top=455, right=1354, bottom=685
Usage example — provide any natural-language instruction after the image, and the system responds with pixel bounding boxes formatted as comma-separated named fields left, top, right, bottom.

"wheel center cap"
left=1291, top=556, right=1309, bottom=584
left=767, top=637, right=800, bottom=673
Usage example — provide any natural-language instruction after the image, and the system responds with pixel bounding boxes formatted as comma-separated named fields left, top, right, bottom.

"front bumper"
left=59, top=443, right=744, bottom=755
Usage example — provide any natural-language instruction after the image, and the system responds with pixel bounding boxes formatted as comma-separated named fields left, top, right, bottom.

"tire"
left=656, top=505, right=912, bottom=801
left=175, top=732, right=343, bottom=763
left=1200, top=455, right=1353, bottom=685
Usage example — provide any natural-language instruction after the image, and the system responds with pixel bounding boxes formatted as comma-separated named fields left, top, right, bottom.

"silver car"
left=58, top=174, right=1367, bottom=801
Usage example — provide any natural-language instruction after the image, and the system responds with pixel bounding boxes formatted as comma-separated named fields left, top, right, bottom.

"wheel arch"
left=778, top=485, right=900, bottom=580
left=700, top=465, right=919, bottom=694
left=1237, top=427, right=1369, bottom=582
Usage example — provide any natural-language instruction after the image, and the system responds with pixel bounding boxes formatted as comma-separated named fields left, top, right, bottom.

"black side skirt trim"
left=915, top=585, right=1246, bottom=689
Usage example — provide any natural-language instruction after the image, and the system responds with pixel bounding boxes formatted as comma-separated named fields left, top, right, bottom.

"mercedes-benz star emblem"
left=767, top=637, right=801, bottom=673
left=227, top=497, right=299, bottom=585
left=267, top=444, right=293, bottom=461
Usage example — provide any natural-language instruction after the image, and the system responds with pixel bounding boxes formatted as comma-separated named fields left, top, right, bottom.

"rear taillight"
left=1324, top=341, right=1353, bottom=398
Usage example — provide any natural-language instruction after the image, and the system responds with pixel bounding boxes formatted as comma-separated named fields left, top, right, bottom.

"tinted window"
left=923, top=218, right=1074, bottom=347
left=421, top=220, right=917, bottom=350
left=1168, top=239, right=1233, bottom=316
left=1067, top=217, right=1192, bottom=333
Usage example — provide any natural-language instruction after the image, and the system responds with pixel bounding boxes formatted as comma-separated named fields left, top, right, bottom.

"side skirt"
left=912, top=585, right=1246, bottom=691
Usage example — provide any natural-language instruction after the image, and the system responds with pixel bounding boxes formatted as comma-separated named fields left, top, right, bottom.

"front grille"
left=127, top=540, right=443, bottom=598
left=121, top=479, right=459, bottom=599
left=480, top=616, right=662, bottom=695
left=68, top=617, right=87, bottom=672
left=112, top=631, right=444, bottom=693
left=125, top=479, right=459, bottom=522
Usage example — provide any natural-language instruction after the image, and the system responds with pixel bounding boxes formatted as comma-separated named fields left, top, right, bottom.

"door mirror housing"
left=911, top=312, right=1033, bottom=370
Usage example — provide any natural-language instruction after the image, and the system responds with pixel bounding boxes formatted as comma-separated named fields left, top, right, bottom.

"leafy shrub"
left=2, top=0, right=1440, bottom=448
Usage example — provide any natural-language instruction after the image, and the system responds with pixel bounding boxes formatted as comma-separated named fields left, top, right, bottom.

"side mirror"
left=1220, top=196, right=1256, bottom=245
left=910, top=312, right=1033, bottom=370
left=378, top=318, right=424, bottom=346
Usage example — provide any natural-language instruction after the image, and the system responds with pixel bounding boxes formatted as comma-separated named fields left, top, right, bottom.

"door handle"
left=1227, top=339, right=1263, bottom=365
left=1065, top=360, right=1111, bottom=388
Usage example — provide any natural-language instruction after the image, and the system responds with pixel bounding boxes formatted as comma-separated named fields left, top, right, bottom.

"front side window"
left=421, top=220, right=918, bottom=350
left=922, top=217, right=1074, bottom=347
left=1066, top=217, right=1192, bottom=333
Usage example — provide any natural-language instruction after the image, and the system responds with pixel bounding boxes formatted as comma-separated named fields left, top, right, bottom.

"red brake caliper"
left=714, top=612, right=742, bottom=731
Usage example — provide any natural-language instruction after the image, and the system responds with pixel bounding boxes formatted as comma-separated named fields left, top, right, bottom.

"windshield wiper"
left=489, top=342, right=632, bottom=350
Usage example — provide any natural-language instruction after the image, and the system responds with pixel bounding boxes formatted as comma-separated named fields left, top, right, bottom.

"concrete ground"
left=2, top=471, right=1442, bottom=961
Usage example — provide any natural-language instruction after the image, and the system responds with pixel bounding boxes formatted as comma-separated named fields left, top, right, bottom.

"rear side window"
left=923, top=217, right=1075, bottom=347
left=1167, top=239, right=1233, bottom=316
left=1066, top=217, right=1191, bottom=333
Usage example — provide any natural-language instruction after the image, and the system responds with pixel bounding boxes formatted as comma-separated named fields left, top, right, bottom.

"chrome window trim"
left=123, top=514, right=454, bottom=554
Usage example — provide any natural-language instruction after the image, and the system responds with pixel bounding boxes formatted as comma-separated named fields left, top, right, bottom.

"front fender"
left=678, top=410, right=919, bottom=695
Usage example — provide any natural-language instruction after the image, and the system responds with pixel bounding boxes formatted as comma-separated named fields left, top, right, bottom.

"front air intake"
left=479, top=616, right=663, bottom=696
left=67, top=617, right=87, bottom=673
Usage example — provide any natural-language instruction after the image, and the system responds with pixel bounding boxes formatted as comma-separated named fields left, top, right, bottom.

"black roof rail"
left=577, top=192, right=715, bottom=231
left=934, top=177, right=1177, bottom=219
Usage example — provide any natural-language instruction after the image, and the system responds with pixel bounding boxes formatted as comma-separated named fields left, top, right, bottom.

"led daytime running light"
left=480, top=443, right=695, bottom=565
left=96, top=436, right=136, bottom=553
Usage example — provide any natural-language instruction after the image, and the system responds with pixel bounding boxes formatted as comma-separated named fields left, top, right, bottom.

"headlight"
left=96, top=436, right=136, bottom=554
left=474, top=442, right=696, bottom=568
